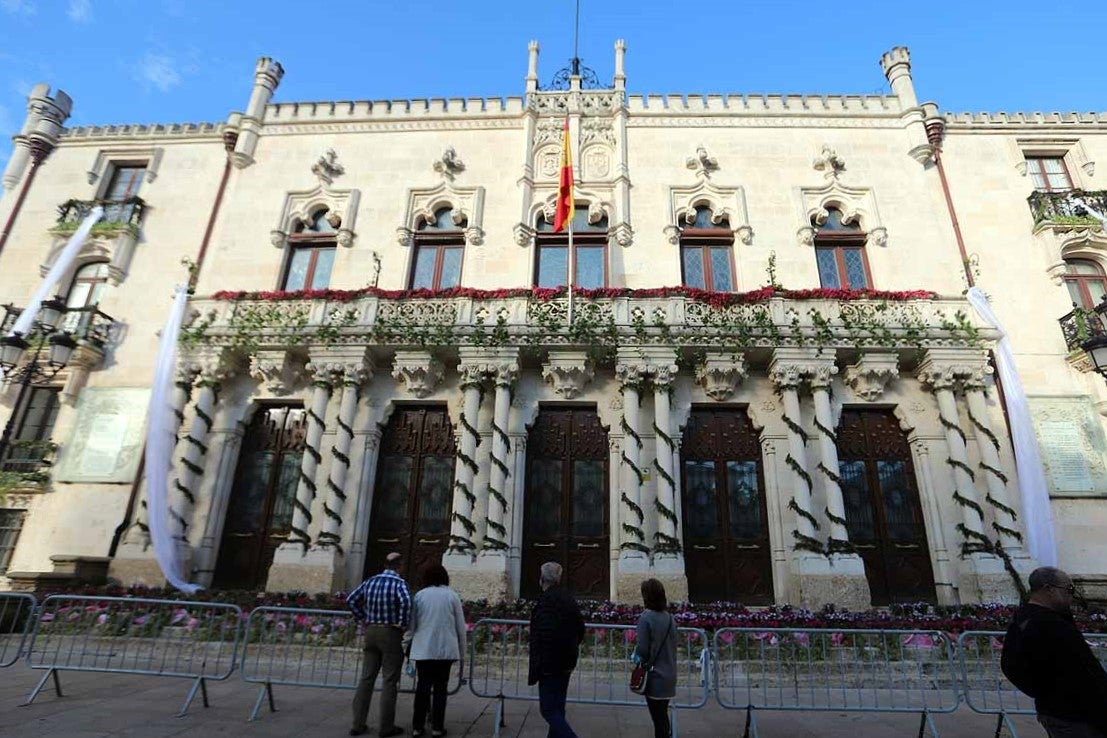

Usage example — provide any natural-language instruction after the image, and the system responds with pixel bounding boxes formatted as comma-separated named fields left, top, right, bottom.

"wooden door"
left=521, top=408, right=609, bottom=600
left=680, top=408, right=774, bottom=604
left=213, top=406, right=306, bottom=589
left=837, top=409, right=936, bottom=605
left=363, top=407, right=455, bottom=583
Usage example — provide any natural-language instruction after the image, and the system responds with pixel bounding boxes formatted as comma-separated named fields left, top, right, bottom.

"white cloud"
left=66, top=0, right=90, bottom=22
left=0, top=0, right=37, bottom=15
left=135, top=53, right=181, bottom=93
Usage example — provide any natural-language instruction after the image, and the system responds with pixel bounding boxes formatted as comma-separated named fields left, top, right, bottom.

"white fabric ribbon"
left=144, top=285, right=201, bottom=594
left=8, top=206, right=103, bottom=337
left=966, top=287, right=1057, bottom=566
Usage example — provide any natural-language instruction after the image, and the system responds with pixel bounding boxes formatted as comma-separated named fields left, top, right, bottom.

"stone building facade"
left=0, top=42, right=1105, bottom=607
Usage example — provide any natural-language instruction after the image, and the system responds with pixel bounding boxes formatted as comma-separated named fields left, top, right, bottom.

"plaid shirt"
left=346, top=569, right=412, bottom=629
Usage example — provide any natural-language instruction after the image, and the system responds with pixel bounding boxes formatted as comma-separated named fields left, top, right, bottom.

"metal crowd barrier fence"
left=958, top=630, right=1107, bottom=738
left=0, top=593, right=37, bottom=668
left=22, top=595, right=242, bottom=716
left=713, top=628, right=960, bottom=738
left=468, top=618, right=710, bottom=738
left=241, top=606, right=462, bottom=721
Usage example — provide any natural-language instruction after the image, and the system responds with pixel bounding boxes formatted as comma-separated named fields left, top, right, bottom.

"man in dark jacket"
left=1001, top=566, right=1107, bottom=738
left=528, top=561, right=586, bottom=738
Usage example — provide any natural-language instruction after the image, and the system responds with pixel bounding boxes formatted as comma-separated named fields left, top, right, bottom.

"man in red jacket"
left=1001, top=567, right=1107, bottom=738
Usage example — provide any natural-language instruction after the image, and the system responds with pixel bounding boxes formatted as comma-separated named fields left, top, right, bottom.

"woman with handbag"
left=632, top=578, right=678, bottom=738
left=403, top=564, right=467, bottom=737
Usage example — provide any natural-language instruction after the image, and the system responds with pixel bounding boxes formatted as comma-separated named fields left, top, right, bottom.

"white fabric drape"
left=145, top=285, right=201, bottom=594
left=966, top=286, right=1057, bottom=566
left=8, top=206, right=103, bottom=337
left=1074, top=198, right=1106, bottom=227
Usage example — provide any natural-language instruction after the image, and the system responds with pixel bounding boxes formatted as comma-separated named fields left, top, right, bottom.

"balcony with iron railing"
left=52, top=197, right=147, bottom=237
left=1028, top=190, right=1107, bottom=230
left=1059, top=297, right=1107, bottom=355
left=1, top=304, right=116, bottom=348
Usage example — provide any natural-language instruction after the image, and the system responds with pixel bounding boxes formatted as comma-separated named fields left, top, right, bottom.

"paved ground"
left=0, top=662, right=1043, bottom=737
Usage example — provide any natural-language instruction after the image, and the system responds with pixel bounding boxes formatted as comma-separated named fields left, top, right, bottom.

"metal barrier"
left=241, top=606, right=462, bottom=721
left=0, top=593, right=37, bottom=668
left=713, top=628, right=960, bottom=738
left=23, top=595, right=242, bottom=716
left=468, top=618, right=710, bottom=738
left=958, top=630, right=1107, bottom=738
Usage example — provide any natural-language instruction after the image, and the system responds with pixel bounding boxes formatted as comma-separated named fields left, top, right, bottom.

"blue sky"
left=1, top=0, right=1104, bottom=170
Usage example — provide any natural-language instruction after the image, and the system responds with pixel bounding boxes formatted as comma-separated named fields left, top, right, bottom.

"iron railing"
left=1058, top=297, right=1107, bottom=352
left=1028, top=189, right=1107, bottom=226
left=55, top=196, right=146, bottom=233
left=1, top=303, right=116, bottom=347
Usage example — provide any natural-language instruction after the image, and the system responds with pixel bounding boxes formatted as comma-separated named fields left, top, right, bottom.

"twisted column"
left=483, top=363, right=516, bottom=554
left=770, top=359, right=821, bottom=554
left=652, top=365, right=680, bottom=555
left=964, top=383, right=1022, bottom=550
left=918, top=361, right=987, bottom=551
left=810, top=365, right=852, bottom=553
left=616, top=362, right=647, bottom=555
left=172, top=362, right=222, bottom=542
left=317, top=363, right=370, bottom=553
left=448, top=363, right=485, bottom=554
left=289, top=366, right=334, bottom=550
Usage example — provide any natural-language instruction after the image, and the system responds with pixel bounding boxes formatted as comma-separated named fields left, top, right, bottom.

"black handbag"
left=629, top=615, right=673, bottom=695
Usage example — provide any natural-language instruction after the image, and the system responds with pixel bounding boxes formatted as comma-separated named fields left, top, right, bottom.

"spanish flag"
left=553, top=117, right=574, bottom=232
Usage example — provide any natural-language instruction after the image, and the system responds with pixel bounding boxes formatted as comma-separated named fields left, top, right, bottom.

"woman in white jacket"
left=404, top=564, right=467, bottom=737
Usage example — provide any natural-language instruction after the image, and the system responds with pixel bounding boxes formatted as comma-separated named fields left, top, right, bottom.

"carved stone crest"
left=312, top=149, right=344, bottom=185
left=813, top=145, right=845, bottom=179
left=433, top=147, right=466, bottom=181
left=686, top=145, right=719, bottom=179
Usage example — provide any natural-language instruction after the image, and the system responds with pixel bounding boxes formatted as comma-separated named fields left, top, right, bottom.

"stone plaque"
left=55, top=387, right=150, bottom=484
left=1029, top=395, right=1107, bottom=497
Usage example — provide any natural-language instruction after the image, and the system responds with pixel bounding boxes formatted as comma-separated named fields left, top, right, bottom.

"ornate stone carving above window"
left=542, top=351, right=595, bottom=399
left=666, top=148, right=753, bottom=246
left=270, top=149, right=360, bottom=249
left=844, top=353, right=900, bottom=401
left=796, top=146, right=888, bottom=248
left=396, top=148, right=486, bottom=248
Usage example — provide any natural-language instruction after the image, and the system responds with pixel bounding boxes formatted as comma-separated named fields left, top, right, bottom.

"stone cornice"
left=944, top=111, right=1107, bottom=130
left=61, top=122, right=226, bottom=141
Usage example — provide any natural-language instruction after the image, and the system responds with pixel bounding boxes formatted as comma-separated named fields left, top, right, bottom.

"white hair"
left=539, top=561, right=563, bottom=590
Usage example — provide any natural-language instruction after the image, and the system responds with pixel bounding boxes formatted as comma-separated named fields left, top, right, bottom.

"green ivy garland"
left=792, top=530, right=825, bottom=555
left=483, top=412, right=511, bottom=552
left=826, top=538, right=857, bottom=555
left=966, top=410, right=1002, bottom=453
left=824, top=506, right=848, bottom=528
left=782, top=415, right=809, bottom=444
left=980, top=462, right=1009, bottom=486
left=939, top=415, right=967, bottom=446
left=984, top=492, right=1018, bottom=521
left=317, top=395, right=357, bottom=554
left=946, top=457, right=977, bottom=481
left=788, top=497, right=821, bottom=530
left=813, top=418, right=837, bottom=444
left=621, top=417, right=644, bottom=449
left=450, top=405, right=482, bottom=553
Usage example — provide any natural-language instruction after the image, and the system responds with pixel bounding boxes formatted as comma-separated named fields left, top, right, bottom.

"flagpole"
left=567, top=220, right=574, bottom=328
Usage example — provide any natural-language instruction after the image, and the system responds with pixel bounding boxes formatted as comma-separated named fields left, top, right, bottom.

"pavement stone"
left=0, top=662, right=1046, bottom=737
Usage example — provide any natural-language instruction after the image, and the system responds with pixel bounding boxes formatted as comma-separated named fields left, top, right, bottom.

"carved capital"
left=735, top=224, right=754, bottom=245
left=615, top=362, right=646, bottom=390
left=465, top=226, right=485, bottom=246
left=513, top=223, right=535, bottom=247
left=175, top=363, right=201, bottom=388
left=844, top=354, right=900, bottom=401
left=249, top=351, right=303, bottom=395
left=457, top=362, right=489, bottom=390
left=695, top=354, right=747, bottom=401
left=806, top=361, right=839, bottom=390
left=191, top=351, right=233, bottom=388
left=270, top=229, right=287, bottom=248
left=336, top=228, right=355, bottom=248
left=916, top=353, right=990, bottom=394
left=650, top=363, right=680, bottom=390
left=868, top=226, right=889, bottom=248
left=611, top=222, right=633, bottom=248
left=542, top=352, right=595, bottom=399
left=395, top=226, right=414, bottom=248
left=392, top=350, right=444, bottom=398
left=796, top=225, right=815, bottom=246
left=663, top=225, right=681, bottom=245
left=494, top=362, right=519, bottom=388
left=768, top=362, right=805, bottom=391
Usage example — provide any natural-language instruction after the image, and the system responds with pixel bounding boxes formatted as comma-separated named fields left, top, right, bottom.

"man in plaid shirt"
left=347, top=552, right=412, bottom=737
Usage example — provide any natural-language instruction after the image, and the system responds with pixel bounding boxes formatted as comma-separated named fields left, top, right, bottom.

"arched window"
left=1063, top=258, right=1107, bottom=310
left=410, top=207, right=464, bottom=290
left=814, top=208, right=872, bottom=289
left=680, top=206, right=734, bottom=291
left=534, top=205, right=608, bottom=289
left=281, top=208, right=336, bottom=291
left=63, top=261, right=110, bottom=334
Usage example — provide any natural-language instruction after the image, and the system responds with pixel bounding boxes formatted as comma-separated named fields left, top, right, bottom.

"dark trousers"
left=1038, top=715, right=1107, bottom=738
left=646, top=698, right=671, bottom=738
left=537, top=673, right=578, bottom=738
left=352, top=626, right=403, bottom=732
left=413, top=659, right=454, bottom=731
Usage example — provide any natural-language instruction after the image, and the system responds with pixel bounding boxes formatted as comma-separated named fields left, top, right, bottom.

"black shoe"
left=431, top=730, right=447, bottom=737
left=380, top=728, right=405, bottom=738
left=412, top=730, right=425, bottom=738
left=349, top=729, right=369, bottom=737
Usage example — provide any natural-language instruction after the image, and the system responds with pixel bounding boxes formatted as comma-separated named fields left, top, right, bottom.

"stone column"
left=191, top=411, right=246, bottom=586
left=173, top=376, right=219, bottom=545
left=616, top=361, right=647, bottom=558
left=287, top=368, right=334, bottom=550
left=482, top=363, right=517, bottom=555
left=768, top=359, right=819, bottom=549
left=317, top=360, right=371, bottom=552
left=652, top=367, right=679, bottom=555
left=447, top=363, right=485, bottom=557
left=347, top=425, right=383, bottom=584
left=963, top=382, right=1023, bottom=551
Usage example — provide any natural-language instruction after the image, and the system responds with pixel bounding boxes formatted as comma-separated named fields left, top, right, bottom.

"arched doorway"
left=363, top=406, right=454, bottom=582
left=680, top=408, right=773, bottom=604
left=213, top=405, right=306, bottom=589
left=521, top=407, right=609, bottom=599
left=837, top=408, right=936, bottom=605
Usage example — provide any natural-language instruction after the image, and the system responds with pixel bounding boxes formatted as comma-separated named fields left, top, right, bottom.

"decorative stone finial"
left=686, top=145, right=719, bottom=178
left=813, top=145, right=845, bottom=179
left=879, top=46, right=911, bottom=79
left=312, top=149, right=344, bottom=185
left=433, top=147, right=466, bottom=180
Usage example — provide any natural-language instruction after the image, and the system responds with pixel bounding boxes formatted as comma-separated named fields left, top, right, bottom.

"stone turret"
left=230, top=56, right=284, bottom=169
left=525, top=41, right=540, bottom=94
left=614, top=39, right=627, bottom=90
left=880, top=46, right=932, bottom=164
left=2, top=84, right=72, bottom=191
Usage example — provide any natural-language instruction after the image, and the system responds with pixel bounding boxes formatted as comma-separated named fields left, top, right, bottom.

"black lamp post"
left=1082, top=333, right=1107, bottom=381
left=0, top=297, right=77, bottom=469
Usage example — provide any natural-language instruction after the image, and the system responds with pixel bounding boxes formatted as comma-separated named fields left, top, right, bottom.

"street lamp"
left=1082, top=333, right=1107, bottom=380
left=0, top=296, right=77, bottom=469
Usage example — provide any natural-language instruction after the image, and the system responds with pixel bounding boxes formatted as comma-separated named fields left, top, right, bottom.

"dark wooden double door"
left=521, top=408, right=609, bottom=600
left=681, top=409, right=774, bottom=604
left=837, top=409, right=935, bottom=605
left=363, top=407, right=455, bottom=582
left=214, top=406, right=306, bottom=589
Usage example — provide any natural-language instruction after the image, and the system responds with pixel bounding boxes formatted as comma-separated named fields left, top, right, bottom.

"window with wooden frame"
left=62, top=261, right=109, bottom=334
left=680, top=206, right=735, bottom=291
left=281, top=209, right=336, bottom=291
left=1026, top=156, right=1074, bottom=193
left=0, top=509, right=26, bottom=574
left=2, top=386, right=60, bottom=474
left=102, top=163, right=147, bottom=223
left=1063, top=258, right=1107, bottom=310
left=813, top=208, right=872, bottom=290
left=534, top=206, right=608, bottom=289
left=410, top=207, right=465, bottom=290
